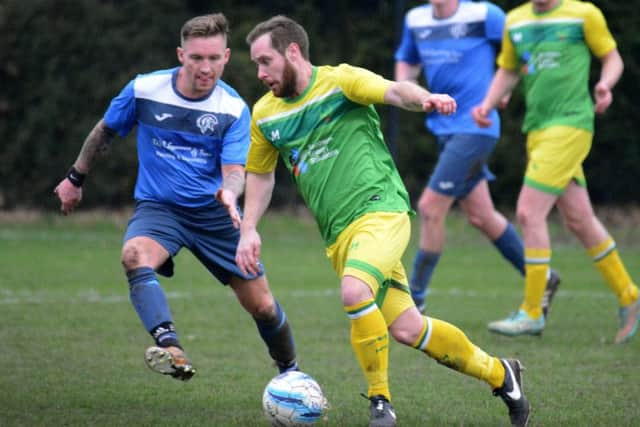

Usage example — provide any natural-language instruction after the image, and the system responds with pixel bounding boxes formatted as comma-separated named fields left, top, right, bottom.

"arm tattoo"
left=221, top=169, right=245, bottom=198
left=74, top=120, right=115, bottom=172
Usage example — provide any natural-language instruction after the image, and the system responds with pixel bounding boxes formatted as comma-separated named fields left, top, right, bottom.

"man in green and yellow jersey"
left=231, top=15, right=530, bottom=427
left=473, top=0, right=638, bottom=343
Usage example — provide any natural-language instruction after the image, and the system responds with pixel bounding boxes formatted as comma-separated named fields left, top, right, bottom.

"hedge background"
left=1, top=0, right=638, bottom=211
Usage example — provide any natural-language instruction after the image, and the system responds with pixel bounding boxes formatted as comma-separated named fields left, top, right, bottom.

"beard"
left=272, top=59, right=298, bottom=98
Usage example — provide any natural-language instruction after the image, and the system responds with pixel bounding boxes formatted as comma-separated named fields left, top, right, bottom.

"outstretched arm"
left=471, top=68, right=520, bottom=128
left=383, top=79, right=456, bottom=115
left=236, top=171, right=276, bottom=276
left=594, top=48, right=623, bottom=114
left=53, top=119, right=115, bottom=215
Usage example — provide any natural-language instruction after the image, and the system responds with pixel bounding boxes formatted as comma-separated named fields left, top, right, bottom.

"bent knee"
left=231, top=275, right=279, bottom=319
left=121, top=243, right=143, bottom=270
left=389, top=310, right=425, bottom=345
left=417, top=202, right=447, bottom=225
left=341, top=279, right=373, bottom=307
left=121, top=237, right=169, bottom=272
left=516, top=208, right=539, bottom=229
left=390, top=327, right=420, bottom=345
left=417, top=191, right=452, bottom=224
left=250, top=298, right=277, bottom=320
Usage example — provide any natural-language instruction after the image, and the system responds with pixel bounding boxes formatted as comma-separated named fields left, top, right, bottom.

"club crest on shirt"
left=450, top=23, right=468, bottom=38
left=196, top=113, right=218, bottom=135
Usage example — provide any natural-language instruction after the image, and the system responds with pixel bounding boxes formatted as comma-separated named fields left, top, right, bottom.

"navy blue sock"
left=492, top=223, right=525, bottom=276
left=127, top=267, right=179, bottom=347
left=410, top=249, right=441, bottom=306
left=255, top=300, right=297, bottom=372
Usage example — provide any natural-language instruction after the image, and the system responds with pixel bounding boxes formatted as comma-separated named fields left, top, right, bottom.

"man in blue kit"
left=54, top=13, right=298, bottom=381
left=394, top=0, right=560, bottom=313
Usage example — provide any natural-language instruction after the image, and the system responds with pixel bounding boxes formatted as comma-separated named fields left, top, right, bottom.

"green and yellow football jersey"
left=498, top=0, right=616, bottom=133
left=247, top=64, right=411, bottom=246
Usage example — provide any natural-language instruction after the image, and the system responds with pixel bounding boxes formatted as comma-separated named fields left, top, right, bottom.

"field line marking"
left=0, top=287, right=614, bottom=305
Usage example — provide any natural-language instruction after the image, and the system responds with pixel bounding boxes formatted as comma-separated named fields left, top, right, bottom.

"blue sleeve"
left=394, top=15, right=420, bottom=64
left=485, top=2, right=506, bottom=44
left=103, top=79, right=137, bottom=137
left=220, top=104, right=251, bottom=165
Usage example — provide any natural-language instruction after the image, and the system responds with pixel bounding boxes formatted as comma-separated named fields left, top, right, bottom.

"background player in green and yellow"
left=227, top=15, right=531, bottom=427
left=473, top=0, right=639, bottom=343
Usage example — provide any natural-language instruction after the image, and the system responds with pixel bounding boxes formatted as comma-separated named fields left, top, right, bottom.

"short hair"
left=246, top=15, right=309, bottom=60
left=180, top=13, right=229, bottom=45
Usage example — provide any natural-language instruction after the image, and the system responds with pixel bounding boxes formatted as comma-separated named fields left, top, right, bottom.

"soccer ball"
left=262, top=371, right=328, bottom=426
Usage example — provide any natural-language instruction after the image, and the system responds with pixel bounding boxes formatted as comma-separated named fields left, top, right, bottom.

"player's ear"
left=285, top=43, right=299, bottom=62
left=177, top=46, right=184, bottom=64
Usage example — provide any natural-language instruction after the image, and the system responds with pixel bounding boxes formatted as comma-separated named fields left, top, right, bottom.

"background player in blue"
left=394, top=0, right=560, bottom=313
left=54, top=13, right=298, bottom=381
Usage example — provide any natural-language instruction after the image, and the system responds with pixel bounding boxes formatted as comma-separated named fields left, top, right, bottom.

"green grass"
left=1, top=210, right=639, bottom=426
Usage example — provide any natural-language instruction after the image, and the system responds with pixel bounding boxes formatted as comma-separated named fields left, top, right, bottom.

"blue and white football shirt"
left=395, top=1, right=505, bottom=137
left=104, top=67, right=250, bottom=208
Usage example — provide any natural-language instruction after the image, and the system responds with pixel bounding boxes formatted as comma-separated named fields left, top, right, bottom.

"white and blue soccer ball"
left=262, top=371, right=328, bottom=426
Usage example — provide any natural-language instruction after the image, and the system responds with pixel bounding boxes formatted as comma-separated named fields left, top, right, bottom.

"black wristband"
left=66, top=166, right=86, bottom=187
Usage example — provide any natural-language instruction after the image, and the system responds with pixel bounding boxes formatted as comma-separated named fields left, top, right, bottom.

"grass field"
left=1, top=210, right=639, bottom=426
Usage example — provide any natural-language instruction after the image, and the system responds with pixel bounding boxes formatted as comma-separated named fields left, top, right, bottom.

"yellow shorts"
left=525, top=125, right=591, bottom=194
left=325, top=211, right=414, bottom=325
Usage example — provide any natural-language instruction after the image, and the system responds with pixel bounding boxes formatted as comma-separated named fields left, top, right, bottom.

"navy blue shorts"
left=427, top=134, right=497, bottom=199
left=124, top=200, right=263, bottom=284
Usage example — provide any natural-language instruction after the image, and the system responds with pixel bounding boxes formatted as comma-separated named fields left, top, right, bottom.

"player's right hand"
left=423, top=94, right=456, bottom=115
left=53, top=179, right=82, bottom=215
left=471, top=105, right=492, bottom=128
left=236, top=227, right=262, bottom=276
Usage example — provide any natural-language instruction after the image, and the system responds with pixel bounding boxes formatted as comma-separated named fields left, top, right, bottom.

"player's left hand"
left=215, top=188, right=241, bottom=229
left=471, top=105, right=492, bottom=128
left=594, top=81, right=613, bottom=114
left=423, top=94, right=456, bottom=115
left=236, top=227, right=262, bottom=276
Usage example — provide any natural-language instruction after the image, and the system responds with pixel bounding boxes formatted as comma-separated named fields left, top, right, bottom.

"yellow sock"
left=588, top=238, right=639, bottom=306
left=345, top=299, right=390, bottom=400
left=415, top=317, right=505, bottom=389
left=521, top=248, right=550, bottom=318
